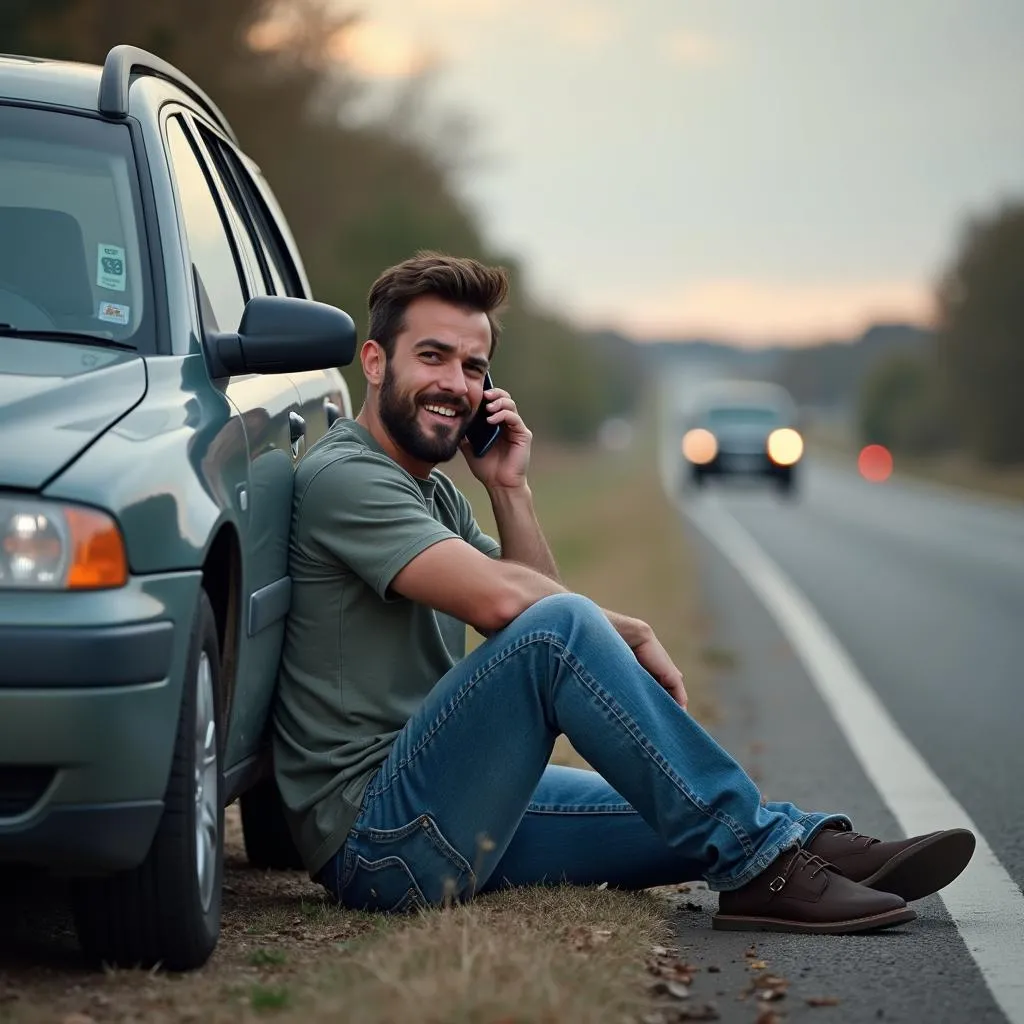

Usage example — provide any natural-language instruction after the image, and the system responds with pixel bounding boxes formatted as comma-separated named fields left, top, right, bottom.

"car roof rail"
left=98, top=44, right=238, bottom=144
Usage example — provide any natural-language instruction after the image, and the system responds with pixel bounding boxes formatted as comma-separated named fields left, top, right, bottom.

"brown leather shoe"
left=807, top=824, right=976, bottom=902
left=713, top=848, right=916, bottom=934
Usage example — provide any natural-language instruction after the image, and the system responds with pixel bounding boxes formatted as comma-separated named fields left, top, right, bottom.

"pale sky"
left=334, top=0, right=1024, bottom=344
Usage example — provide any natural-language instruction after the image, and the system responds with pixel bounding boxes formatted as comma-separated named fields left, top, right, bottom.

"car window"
left=0, top=104, right=154, bottom=349
left=192, top=125, right=270, bottom=298
left=236, top=159, right=305, bottom=298
left=164, top=116, right=245, bottom=333
left=705, top=407, right=782, bottom=427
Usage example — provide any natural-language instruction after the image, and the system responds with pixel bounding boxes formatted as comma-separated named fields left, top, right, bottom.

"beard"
left=378, top=363, right=472, bottom=464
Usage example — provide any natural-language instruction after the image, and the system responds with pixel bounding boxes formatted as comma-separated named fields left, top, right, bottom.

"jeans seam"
left=525, top=804, right=635, bottom=814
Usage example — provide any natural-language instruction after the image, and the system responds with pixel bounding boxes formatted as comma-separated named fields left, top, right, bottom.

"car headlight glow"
left=682, top=428, right=718, bottom=465
left=0, top=498, right=128, bottom=590
left=766, top=428, right=804, bottom=466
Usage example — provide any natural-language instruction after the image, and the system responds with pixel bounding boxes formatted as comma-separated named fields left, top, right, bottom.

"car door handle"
left=289, top=411, right=306, bottom=444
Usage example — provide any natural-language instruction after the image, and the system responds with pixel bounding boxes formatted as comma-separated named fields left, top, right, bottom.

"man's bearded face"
left=378, top=359, right=473, bottom=464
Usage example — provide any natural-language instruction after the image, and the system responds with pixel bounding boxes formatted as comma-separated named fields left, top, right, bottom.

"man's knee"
left=517, top=593, right=606, bottom=633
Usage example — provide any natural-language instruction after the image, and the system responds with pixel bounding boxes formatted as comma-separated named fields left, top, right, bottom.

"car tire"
left=776, top=470, right=797, bottom=497
left=71, top=590, right=224, bottom=971
left=240, top=777, right=305, bottom=871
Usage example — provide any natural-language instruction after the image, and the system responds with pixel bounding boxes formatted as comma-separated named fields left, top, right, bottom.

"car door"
left=196, top=133, right=354, bottom=443
left=163, top=113, right=303, bottom=773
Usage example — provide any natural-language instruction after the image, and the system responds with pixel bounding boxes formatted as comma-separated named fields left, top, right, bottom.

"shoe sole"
left=712, top=905, right=917, bottom=934
left=861, top=829, right=976, bottom=902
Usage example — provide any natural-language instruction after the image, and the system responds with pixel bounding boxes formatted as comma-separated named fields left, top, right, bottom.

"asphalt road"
left=655, top=422, right=1024, bottom=1021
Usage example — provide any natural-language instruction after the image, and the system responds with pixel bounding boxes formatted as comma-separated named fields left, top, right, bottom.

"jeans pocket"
left=341, top=813, right=474, bottom=912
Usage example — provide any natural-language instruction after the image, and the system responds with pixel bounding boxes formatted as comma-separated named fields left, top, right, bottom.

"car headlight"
left=766, top=428, right=804, bottom=466
left=0, top=498, right=128, bottom=590
left=682, top=428, right=718, bottom=465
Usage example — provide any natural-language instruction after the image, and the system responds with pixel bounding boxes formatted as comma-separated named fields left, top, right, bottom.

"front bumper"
left=0, top=570, right=202, bottom=872
left=693, top=451, right=799, bottom=475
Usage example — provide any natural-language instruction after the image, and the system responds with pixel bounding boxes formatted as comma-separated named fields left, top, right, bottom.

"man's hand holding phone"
left=461, top=373, right=532, bottom=490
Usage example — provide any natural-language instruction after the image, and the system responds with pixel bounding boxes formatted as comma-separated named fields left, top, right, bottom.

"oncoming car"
left=680, top=381, right=804, bottom=495
left=0, top=45, right=356, bottom=970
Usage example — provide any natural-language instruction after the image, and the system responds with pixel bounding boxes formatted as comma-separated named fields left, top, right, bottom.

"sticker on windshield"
left=98, top=300, right=130, bottom=325
left=97, top=243, right=127, bottom=291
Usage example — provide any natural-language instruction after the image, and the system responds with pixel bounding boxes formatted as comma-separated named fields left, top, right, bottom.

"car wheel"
left=72, top=590, right=224, bottom=971
left=240, top=777, right=305, bottom=870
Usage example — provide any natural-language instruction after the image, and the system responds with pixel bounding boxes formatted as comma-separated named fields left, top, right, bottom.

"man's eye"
left=421, top=352, right=441, bottom=362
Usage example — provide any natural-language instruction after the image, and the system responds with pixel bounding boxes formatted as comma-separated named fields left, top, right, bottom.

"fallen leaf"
left=744, top=945, right=758, bottom=958
left=650, top=980, right=691, bottom=1000
left=677, top=1006, right=721, bottom=1022
left=807, top=996, right=842, bottom=1007
left=749, top=960, right=768, bottom=970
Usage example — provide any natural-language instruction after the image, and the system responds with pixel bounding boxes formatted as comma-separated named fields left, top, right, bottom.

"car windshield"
left=0, top=104, right=154, bottom=351
left=704, top=406, right=782, bottom=427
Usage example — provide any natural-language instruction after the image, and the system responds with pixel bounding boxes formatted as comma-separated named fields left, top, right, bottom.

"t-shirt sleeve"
left=455, top=489, right=502, bottom=560
left=297, top=453, right=457, bottom=600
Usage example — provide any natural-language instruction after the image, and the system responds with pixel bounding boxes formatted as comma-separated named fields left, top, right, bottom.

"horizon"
left=341, top=1, right=1023, bottom=347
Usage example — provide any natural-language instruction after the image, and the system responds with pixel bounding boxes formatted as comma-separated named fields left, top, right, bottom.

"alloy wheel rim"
left=194, top=652, right=218, bottom=914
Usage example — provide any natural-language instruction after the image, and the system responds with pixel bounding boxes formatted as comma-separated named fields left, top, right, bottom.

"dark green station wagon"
left=0, top=45, right=356, bottom=970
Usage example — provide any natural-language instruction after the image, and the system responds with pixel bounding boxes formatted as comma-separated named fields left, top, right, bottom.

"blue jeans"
left=317, top=595, right=849, bottom=911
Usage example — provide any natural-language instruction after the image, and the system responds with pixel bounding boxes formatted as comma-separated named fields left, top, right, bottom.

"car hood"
left=0, top=338, right=147, bottom=490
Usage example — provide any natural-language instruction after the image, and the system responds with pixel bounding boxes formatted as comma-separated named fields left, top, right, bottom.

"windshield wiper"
left=0, top=325, right=136, bottom=351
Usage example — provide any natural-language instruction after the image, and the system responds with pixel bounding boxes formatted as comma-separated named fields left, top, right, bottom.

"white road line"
left=684, top=494, right=1024, bottom=1024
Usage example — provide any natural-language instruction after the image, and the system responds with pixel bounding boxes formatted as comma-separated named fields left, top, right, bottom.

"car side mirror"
left=206, top=295, right=356, bottom=377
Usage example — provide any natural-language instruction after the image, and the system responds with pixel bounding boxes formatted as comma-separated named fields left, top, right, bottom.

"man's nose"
left=437, top=363, right=469, bottom=396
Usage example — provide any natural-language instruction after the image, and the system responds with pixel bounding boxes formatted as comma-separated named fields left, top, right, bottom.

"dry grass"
left=1, top=812, right=676, bottom=1024
left=0, top=420, right=715, bottom=1024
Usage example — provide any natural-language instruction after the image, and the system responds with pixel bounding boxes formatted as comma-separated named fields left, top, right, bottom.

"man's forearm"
left=489, top=483, right=561, bottom=580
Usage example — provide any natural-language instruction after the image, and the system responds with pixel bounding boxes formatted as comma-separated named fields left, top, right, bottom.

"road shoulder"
left=659, top=520, right=1003, bottom=1024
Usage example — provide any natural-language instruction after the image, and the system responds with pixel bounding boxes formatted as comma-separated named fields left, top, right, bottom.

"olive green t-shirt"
left=272, top=420, right=501, bottom=877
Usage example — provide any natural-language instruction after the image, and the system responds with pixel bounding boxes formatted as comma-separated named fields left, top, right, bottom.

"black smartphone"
left=465, top=371, right=501, bottom=458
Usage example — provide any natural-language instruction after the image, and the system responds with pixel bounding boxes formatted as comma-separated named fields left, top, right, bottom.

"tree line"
left=2, top=0, right=644, bottom=440
left=858, top=200, right=1024, bottom=466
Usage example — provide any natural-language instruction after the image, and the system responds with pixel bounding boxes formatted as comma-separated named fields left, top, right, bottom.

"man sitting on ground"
left=272, top=252, right=975, bottom=933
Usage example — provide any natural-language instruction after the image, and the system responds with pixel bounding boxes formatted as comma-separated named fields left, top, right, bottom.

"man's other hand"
left=461, top=387, right=532, bottom=490
left=633, top=634, right=689, bottom=710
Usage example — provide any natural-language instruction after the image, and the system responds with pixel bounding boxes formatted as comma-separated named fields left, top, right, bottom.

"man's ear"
left=360, top=339, right=386, bottom=387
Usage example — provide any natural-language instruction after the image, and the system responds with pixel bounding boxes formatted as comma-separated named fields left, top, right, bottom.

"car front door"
left=163, top=112, right=302, bottom=774
left=197, top=135, right=354, bottom=443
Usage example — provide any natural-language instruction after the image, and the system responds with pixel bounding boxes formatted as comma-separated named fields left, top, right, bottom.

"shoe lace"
left=768, top=848, right=833, bottom=893
left=841, top=831, right=880, bottom=848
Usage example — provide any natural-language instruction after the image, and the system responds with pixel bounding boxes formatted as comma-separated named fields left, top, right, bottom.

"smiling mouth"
left=421, top=402, right=466, bottom=425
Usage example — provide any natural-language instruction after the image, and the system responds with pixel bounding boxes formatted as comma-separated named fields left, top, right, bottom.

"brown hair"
left=367, top=251, right=510, bottom=357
